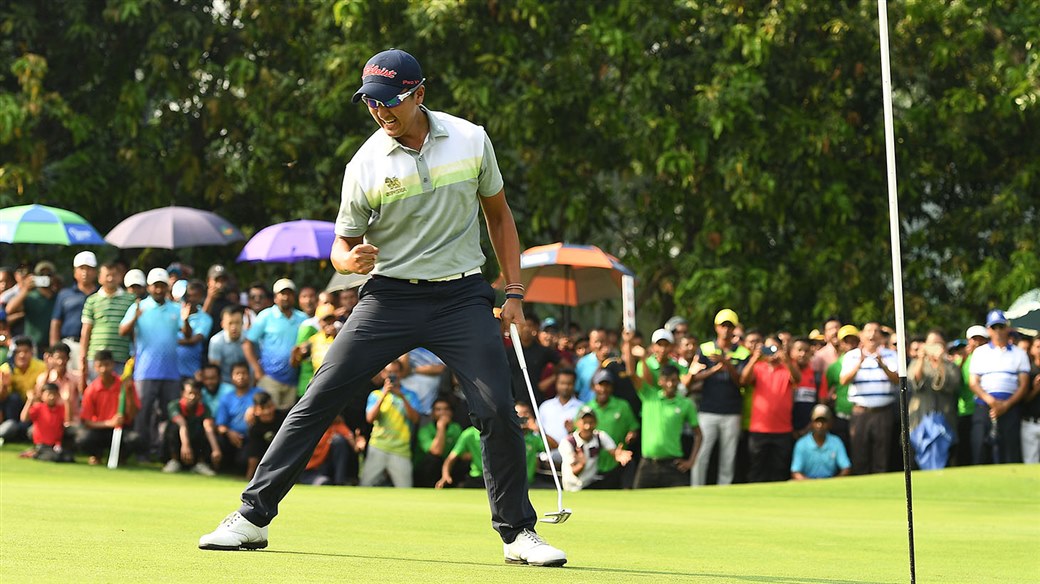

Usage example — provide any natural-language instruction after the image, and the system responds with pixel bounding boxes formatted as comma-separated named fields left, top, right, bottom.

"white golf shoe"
left=162, top=459, right=182, bottom=473
left=198, top=512, right=268, bottom=551
left=503, top=529, right=567, bottom=567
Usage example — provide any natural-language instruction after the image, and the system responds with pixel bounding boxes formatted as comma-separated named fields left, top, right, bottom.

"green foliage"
left=1, top=0, right=1037, bottom=335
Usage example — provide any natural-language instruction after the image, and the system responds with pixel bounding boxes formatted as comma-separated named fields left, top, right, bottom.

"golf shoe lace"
left=516, top=529, right=546, bottom=547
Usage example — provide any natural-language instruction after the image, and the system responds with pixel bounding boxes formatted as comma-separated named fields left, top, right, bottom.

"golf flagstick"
left=877, top=1, right=916, bottom=582
left=107, top=373, right=129, bottom=469
left=509, top=323, right=572, bottom=524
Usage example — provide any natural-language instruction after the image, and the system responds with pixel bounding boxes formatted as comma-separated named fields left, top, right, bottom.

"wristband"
left=505, top=293, right=524, bottom=301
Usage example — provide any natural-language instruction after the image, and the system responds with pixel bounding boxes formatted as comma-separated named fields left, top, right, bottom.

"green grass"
left=2, top=445, right=1037, bottom=583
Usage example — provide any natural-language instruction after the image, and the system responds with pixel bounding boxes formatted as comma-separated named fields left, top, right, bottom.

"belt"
left=406, top=268, right=481, bottom=285
left=1024, top=416, right=1040, bottom=424
left=643, top=457, right=679, bottom=463
left=852, top=404, right=893, bottom=413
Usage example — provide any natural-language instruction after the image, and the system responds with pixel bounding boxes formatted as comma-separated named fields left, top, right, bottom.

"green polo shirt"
left=449, top=426, right=483, bottom=478
left=417, top=420, right=462, bottom=460
left=335, top=106, right=505, bottom=280
left=825, top=357, right=853, bottom=417
left=578, top=396, right=639, bottom=444
left=523, top=431, right=546, bottom=482
left=82, top=289, right=135, bottom=362
left=637, top=384, right=699, bottom=459
left=635, top=355, right=687, bottom=390
left=958, top=354, right=976, bottom=416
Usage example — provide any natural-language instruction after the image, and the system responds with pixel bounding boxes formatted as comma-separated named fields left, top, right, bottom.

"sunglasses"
left=360, top=79, right=425, bottom=109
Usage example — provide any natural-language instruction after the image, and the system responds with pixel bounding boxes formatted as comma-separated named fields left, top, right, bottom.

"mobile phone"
left=388, top=374, right=398, bottom=384
left=33, top=275, right=50, bottom=288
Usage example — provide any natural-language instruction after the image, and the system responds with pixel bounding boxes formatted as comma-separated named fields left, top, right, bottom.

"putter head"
left=540, top=509, right=572, bottom=524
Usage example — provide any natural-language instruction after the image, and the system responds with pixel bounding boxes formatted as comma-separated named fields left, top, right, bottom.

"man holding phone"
left=360, top=359, right=419, bottom=487
left=4, top=261, right=58, bottom=356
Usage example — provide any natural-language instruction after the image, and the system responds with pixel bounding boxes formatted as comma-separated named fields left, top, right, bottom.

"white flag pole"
left=876, top=1, right=916, bottom=582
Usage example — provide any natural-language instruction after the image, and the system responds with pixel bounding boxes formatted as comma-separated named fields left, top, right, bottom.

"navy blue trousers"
left=238, top=275, right=537, bottom=542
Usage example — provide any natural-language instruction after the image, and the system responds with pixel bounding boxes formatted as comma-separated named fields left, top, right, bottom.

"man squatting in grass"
left=199, top=48, right=567, bottom=567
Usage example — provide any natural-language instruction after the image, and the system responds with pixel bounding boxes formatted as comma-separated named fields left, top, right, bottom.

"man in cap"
left=558, top=405, right=632, bottom=492
left=790, top=404, right=851, bottom=479
left=968, top=309, right=1030, bottom=464
left=51, top=251, right=100, bottom=369
left=574, top=369, right=639, bottom=489
left=123, top=269, right=147, bottom=300
left=824, top=324, right=860, bottom=450
left=951, top=324, right=988, bottom=465
left=242, top=279, right=307, bottom=410
left=690, top=309, right=749, bottom=486
left=120, top=268, right=187, bottom=459
left=200, top=48, right=566, bottom=566
left=202, top=264, right=234, bottom=334
left=79, top=260, right=136, bottom=384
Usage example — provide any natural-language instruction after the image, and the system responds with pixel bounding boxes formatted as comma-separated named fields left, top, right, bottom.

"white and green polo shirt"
left=335, top=106, right=505, bottom=280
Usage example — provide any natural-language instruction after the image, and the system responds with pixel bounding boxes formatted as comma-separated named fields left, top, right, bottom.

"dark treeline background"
left=2, top=0, right=1038, bottom=335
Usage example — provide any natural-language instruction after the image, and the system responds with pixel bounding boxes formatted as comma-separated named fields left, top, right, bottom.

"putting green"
left=1, top=446, right=1036, bottom=583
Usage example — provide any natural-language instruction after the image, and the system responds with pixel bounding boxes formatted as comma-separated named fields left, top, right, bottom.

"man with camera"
left=4, top=261, right=58, bottom=356
left=740, top=336, right=801, bottom=482
left=360, top=359, right=419, bottom=488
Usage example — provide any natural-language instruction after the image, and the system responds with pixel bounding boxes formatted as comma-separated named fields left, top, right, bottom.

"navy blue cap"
left=351, top=49, right=424, bottom=104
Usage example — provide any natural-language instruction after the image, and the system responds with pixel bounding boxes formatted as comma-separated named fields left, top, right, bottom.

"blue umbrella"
left=104, top=206, right=244, bottom=249
left=0, top=204, right=105, bottom=245
left=236, top=220, right=336, bottom=263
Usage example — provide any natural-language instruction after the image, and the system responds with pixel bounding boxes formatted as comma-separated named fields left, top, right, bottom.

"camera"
left=33, top=275, right=51, bottom=288
left=388, top=374, right=398, bottom=384
left=761, top=345, right=778, bottom=357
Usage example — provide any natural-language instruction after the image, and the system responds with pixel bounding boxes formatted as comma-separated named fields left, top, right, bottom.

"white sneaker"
left=503, top=529, right=567, bottom=567
left=192, top=462, right=216, bottom=477
left=198, top=512, right=269, bottom=551
left=162, top=459, right=182, bottom=473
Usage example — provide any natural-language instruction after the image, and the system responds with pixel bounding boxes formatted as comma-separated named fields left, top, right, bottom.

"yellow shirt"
left=1, top=358, right=47, bottom=399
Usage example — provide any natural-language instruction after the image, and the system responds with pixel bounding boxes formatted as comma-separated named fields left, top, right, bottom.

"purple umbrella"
left=236, top=219, right=337, bottom=263
left=104, top=206, right=244, bottom=249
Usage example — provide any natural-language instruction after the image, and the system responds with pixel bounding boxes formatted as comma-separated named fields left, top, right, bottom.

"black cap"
left=351, top=49, right=424, bottom=104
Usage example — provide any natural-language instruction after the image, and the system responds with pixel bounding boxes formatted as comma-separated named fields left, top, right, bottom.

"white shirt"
left=969, top=343, right=1030, bottom=401
left=537, top=396, right=585, bottom=445
left=841, top=347, right=898, bottom=407
left=559, top=429, right=616, bottom=492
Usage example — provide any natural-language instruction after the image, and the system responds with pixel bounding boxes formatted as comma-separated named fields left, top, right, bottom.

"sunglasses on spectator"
left=360, top=79, right=425, bottom=109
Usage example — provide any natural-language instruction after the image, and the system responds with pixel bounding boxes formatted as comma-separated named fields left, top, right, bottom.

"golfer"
left=199, top=48, right=567, bottom=567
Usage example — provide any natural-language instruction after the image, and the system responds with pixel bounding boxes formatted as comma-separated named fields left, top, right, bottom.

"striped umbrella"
left=0, top=204, right=106, bottom=245
left=519, top=243, right=634, bottom=306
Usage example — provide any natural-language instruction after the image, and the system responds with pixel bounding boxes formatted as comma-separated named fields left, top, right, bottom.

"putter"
left=509, top=323, right=572, bottom=524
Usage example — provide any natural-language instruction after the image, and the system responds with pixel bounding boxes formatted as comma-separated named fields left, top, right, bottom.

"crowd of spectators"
left=1, top=252, right=1038, bottom=490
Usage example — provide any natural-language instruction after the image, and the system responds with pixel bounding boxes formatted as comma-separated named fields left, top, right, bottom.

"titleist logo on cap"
left=363, top=64, right=396, bottom=79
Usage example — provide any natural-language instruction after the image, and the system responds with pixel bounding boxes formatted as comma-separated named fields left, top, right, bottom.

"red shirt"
left=29, top=402, right=66, bottom=446
left=749, top=361, right=796, bottom=433
left=80, top=376, right=140, bottom=425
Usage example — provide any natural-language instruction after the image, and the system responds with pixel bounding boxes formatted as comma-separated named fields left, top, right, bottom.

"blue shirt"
left=246, top=306, right=307, bottom=385
left=216, top=387, right=259, bottom=435
left=791, top=433, right=851, bottom=479
left=201, top=382, right=235, bottom=416
left=52, top=286, right=92, bottom=339
left=208, top=330, right=246, bottom=385
left=122, top=297, right=182, bottom=381
left=574, top=353, right=600, bottom=403
left=177, top=306, right=213, bottom=379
